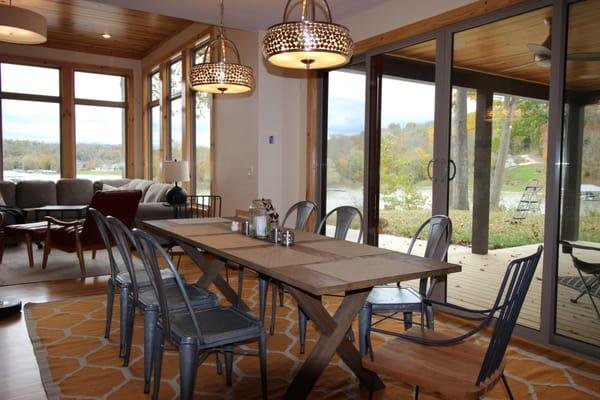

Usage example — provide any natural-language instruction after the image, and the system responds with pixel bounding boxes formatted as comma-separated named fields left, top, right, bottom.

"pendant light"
left=190, top=0, right=254, bottom=94
left=263, top=0, right=353, bottom=70
left=0, top=1, right=47, bottom=45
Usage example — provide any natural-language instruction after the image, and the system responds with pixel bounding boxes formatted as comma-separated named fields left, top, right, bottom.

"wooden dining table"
left=141, top=217, right=462, bottom=399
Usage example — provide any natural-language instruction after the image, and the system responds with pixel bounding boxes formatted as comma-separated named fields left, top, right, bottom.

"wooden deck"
left=378, top=235, right=600, bottom=347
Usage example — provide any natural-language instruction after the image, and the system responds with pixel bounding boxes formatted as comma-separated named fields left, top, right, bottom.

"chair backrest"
left=316, top=206, right=363, bottom=243
left=88, top=208, right=119, bottom=280
left=281, top=200, right=318, bottom=231
left=476, top=245, right=543, bottom=386
left=105, top=215, right=145, bottom=300
left=132, top=228, right=205, bottom=344
left=407, top=215, right=452, bottom=261
left=80, top=190, right=142, bottom=245
left=175, top=195, right=222, bottom=219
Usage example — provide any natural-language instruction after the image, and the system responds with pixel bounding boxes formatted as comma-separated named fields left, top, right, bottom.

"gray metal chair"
left=363, top=245, right=544, bottom=400
left=132, top=228, right=268, bottom=400
left=358, top=215, right=452, bottom=355
left=560, top=240, right=600, bottom=319
left=106, top=216, right=218, bottom=394
left=297, top=205, right=363, bottom=353
left=258, top=200, right=318, bottom=335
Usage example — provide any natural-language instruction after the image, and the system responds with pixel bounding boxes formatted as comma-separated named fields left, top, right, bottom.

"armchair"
left=41, top=190, right=142, bottom=275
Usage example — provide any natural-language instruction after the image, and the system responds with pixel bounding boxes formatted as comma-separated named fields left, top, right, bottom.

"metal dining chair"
left=358, top=215, right=452, bottom=354
left=106, top=216, right=218, bottom=394
left=255, top=200, right=318, bottom=335
left=132, top=228, right=268, bottom=400
left=297, top=205, right=363, bottom=353
left=560, top=240, right=600, bottom=319
left=363, top=246, right=543, bottom=400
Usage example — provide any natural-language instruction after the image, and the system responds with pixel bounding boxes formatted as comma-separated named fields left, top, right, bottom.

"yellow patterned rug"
left=24, top=273, right=600, bottom=399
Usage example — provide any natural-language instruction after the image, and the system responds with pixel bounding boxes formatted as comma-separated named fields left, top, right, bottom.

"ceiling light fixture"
left=0, top=1, right=47, bottom=45
left=263, top=0, right=353, bottom=70
left=102, top=33, right=112, bottom=39
left=189, top=0, right=254, bottom=94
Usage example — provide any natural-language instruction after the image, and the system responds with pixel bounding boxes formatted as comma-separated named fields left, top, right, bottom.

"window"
left=74, top=71, right=127, bottom=179
left=192, top=42, right=212, bottom=194
left=0, top=63, right=61, bottom=181
left=169, top=58, right=183, bottom=162
left=149, top=70, right=161, bottom=180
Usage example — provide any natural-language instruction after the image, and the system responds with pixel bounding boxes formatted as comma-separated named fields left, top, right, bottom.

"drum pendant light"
left=190, top=0, right=254, bottom=94
left=263, top=0, right=353, bottom=70
left=0, top=1, right=47, bottom=45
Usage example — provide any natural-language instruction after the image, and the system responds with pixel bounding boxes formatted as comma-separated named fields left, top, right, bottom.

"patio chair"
left=363, top=245, right=543, bottom=400
left=41, top=190, right=142, bottom=276
left=560, top=240, right=600, bottom=319
left=253, top=200, right=319, bottom=334
left=106, top=216, right=218, bottom=394
left=132, top=228, right=267, bottom=400
left=358, top=215, right=452, bottom=354
left=298, top=205, right=363, bottom=353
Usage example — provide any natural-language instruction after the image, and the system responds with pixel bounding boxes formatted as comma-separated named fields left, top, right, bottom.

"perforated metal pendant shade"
left=263, top=0, right=353, bottom=70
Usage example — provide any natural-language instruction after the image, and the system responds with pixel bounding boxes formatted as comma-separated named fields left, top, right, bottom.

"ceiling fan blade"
left=567, top=52, right=600, bottom=61
left=527, top=43, right=552, bottom=57
left=501, top=61, right=539, bottom=73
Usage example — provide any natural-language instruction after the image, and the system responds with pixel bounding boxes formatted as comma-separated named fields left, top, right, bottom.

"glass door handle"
left=427, top=160, right=434, bottom=180
left=449, top=159, right=457, bottom=181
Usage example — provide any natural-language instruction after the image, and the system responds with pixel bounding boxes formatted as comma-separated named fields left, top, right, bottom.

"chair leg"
left=215, top=351, right=223, bottom=375
left=258, top=276, right=268, bottom=323
left=298, top=307, right=308, bottom=354
left=119, top=287, right=130, bottom=358
left=143, top=309, right=158, bottom=393
left=123, top=302, right=136, bottom=367
left=414, top=385, right=420, bottom=400
left=179, top=343, right=199, bottom=400
left=225, top=262, right=230, bottom=282
left=0, top=230, right=5, bottom=264
left=270, top=282, right=277, bottom=335
left=92, top=249, right=96, bottom=259
left=42, top=230, right=52, bottom=270
left=225, top=349, right=233, bottom=386
left=25, top=234, right=34, bottom=268
left=259, top=331, right=268, bottom=400
left=425, top=303, right=435, bottom=329
left=358, top=303, right=372, bottom=355
left=104, top=281, right=115, bottom=339
left=237, top=266, right=245, bottom=309
left=278, top=283, right=284, bottom=307
left=501, top=373, right=514, bottom=400
left=75, top=239, right=86, bottom=276
left=404, top=312, right=413, bottom=330
left=152, top=328, right=164, bottom=400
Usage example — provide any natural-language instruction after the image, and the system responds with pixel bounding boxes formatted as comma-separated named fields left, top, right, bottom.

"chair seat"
left=116, top=267, right=176, bottom=287
left=362, top=327, right=504, bottom=400
left=169, top=306, right=263, bottom=347
left=573, top=256, right=600, bottom=275
left=138, top=283, right=218, bottom=311
left=367, top=285, right=423, bottom=313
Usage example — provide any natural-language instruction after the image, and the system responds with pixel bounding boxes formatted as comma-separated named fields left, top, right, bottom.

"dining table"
left=141, top=217, right=462, bottom=400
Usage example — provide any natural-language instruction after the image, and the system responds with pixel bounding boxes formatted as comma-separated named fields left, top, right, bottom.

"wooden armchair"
left=42, top=190, right=142, bottom=276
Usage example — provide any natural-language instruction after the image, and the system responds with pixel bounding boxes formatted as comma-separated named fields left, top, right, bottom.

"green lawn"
left=76, top=169, right=123, bottom=176
left=380, top=208, right=599, bottom=249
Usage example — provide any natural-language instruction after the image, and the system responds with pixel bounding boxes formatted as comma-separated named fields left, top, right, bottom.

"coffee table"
left=34, top=205, right=88, bottom=220
left=2, top=221, right=48, bottom=268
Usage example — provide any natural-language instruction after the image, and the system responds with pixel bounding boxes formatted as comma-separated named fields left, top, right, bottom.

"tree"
left=490, top=96, right=516, bottom=209
left=450, top=87, right=470, bottom=210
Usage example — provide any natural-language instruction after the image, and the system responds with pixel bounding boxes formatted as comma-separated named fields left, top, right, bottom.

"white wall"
left=338, top=0, right=476, bottom=42
left=0, top=43, right=144, bottom=176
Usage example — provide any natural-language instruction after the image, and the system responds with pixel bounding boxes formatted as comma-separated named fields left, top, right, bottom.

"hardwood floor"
left=0, top=276, right=108, bottom=400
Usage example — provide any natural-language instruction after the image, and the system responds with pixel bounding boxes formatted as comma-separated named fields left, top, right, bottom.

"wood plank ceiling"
left=390, top=3, right=600, bottom=91
left=0, top=0, right=197, bottom=59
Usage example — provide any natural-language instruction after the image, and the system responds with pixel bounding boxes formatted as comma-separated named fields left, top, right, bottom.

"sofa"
left=0, top=178, right=175, bottom=226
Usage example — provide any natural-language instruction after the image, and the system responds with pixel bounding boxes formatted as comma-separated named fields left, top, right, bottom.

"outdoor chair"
left=358, top=215, right=452, bottom=354
left=41, top=190, right=142, bottom=276
left=560, top=240, right=600, bottom=319
left=254, top=200, right=319, bottom=335
left=298, top=205, right=363, bottom=353
left=132, top=228, right=267, bottom=400
left=106, top=216, right=218, bottom=394
left=363, top=245, right=543, bottom=400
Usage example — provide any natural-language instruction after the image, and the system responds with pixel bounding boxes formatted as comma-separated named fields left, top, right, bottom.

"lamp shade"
left=163, top=160, right=190, bottom=183
left=0, top=4, right=47, bottom=45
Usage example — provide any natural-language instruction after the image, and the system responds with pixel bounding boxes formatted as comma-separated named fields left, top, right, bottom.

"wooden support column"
left=60, top=65, right=76, bottom=178
left=471, top=91, right=493, bottom=255
left=159, top=63, right=169, bottom=180
left=125, top=72, right=135, bottom=178
left=560, top=103, right=584, bottom=241
left=182, top=50, right=193, bottom=194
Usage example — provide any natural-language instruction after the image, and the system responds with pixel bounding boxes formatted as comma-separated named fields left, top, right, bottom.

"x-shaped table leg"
left=176, top=240, right=250, bottom=312
left=285, top=287, right=385, bottom=399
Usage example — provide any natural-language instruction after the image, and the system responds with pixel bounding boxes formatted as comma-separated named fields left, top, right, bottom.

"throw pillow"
left=0, top=191, right=5, bottom=206
left=102, top=183, right=124, bottom=191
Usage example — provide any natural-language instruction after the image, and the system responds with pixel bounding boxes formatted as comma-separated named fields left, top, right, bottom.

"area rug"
left=0, top=244, right=111, bottom=286
left=24, top=275, right=600, bottom=400
left=558, top=276, right=600, bottom=299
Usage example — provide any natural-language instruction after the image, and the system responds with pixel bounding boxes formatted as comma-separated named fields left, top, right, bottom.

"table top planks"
left=142, top=219, right=461, bottom=296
